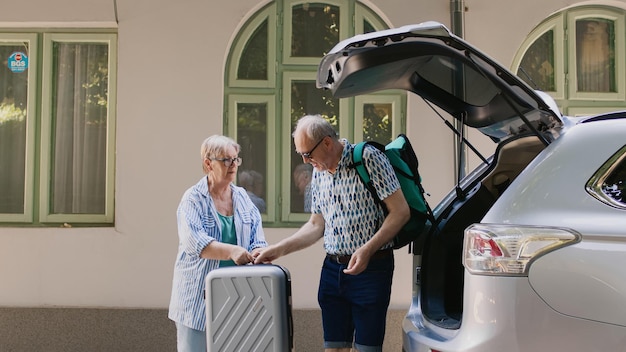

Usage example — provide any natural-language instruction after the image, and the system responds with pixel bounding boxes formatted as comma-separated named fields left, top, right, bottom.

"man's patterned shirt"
left=310, top=139, right=401, bottom=255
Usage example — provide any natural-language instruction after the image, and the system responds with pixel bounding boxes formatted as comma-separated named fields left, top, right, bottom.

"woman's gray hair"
left=293, top=114, right=338, bottom=141
left=200, top=135, right=240, bottom=174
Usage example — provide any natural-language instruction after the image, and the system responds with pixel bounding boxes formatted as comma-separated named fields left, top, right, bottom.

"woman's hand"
left=230, top=246, right=254, bottom=265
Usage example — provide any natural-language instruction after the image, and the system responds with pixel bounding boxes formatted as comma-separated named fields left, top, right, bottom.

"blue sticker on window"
left=8, top=52, right=28, bottom=73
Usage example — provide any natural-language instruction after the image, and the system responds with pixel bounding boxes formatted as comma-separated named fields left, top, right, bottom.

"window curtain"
left=577, top=19, right=613, bottom=92
left=52, top=43, right=108, bottom=214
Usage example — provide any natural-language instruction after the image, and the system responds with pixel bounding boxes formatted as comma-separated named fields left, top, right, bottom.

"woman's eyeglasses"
left=211, top=157, right=243, bottom=167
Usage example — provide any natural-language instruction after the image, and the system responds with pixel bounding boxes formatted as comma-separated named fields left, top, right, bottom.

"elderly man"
left=254, top=114, right=409, bottom=352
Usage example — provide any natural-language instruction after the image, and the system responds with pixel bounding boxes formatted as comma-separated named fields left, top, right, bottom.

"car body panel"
left=403, top=274, right=626, bottom=352
left=483, top=118, right=626, bottom=231
left=529, top=242, right=626, bottom=327
left=477, top=117, right=626, bottom=330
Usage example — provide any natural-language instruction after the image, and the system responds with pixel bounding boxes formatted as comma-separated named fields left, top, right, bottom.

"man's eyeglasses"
left=211, top=157, right=243, bottom=167
left=298, top=136, right=328, bottom=160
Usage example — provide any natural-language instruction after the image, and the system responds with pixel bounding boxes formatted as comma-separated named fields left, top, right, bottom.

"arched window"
left=225, top=0, right=406, bottom=224
left=512, top=4, right=626, bottom=117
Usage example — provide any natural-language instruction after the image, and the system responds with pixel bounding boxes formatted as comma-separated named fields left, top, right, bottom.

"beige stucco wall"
left=0, top=0, right=622, bottom=313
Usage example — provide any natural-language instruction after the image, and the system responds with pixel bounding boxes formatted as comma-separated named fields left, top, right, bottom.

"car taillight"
left=463, top=224, right=581, bottom=276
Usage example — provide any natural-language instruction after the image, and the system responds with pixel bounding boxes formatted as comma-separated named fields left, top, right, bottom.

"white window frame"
left=226, top=0, right=403, bottom=225
left=512, top=5, right=626, bottom=117
left=282, top=0, right=350, bottom=66
left=354, top=93, right=404, bottom=143
left=228, top=94, right=277, bottom=222
left=39, top=33, right=117, bottom=224
left=0, top=33, right=38, bottom=223
left=567, top=106, right=623, bottom=117
left=354, top=3, right=388, bottom=34
left=281, top=70, right=349, bottom=222
left=567, top=8, right=626, bottom=101
left=228, top=6, right=277, bottom=88
left=511, top=15, right=565, bottom=100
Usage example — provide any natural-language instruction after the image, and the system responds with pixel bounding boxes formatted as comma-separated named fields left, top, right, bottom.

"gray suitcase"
left=205, top=264, right=293, bottom=352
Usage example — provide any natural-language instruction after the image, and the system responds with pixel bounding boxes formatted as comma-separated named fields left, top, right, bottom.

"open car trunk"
left=417, top=134, right=546, bottom=328
left=316, top=21, right=565, bottom=331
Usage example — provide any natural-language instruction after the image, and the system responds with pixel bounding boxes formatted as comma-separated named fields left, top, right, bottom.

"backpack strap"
left=351, top=141, right=383, bottom=205
left=352, top=142, right=371, bottom=184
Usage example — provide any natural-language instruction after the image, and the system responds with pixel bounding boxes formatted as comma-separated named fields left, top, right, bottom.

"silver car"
left=317, top=21, right=626, bottom=351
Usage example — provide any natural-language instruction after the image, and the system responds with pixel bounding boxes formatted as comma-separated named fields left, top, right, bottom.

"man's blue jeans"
left=318, top=252, right=394, bottom=352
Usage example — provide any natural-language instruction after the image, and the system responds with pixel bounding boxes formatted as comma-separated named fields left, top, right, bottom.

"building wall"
left=0, top=0, right=621, bottom=335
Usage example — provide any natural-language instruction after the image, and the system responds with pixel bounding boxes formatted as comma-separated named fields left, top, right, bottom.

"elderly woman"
left=168, top=135, right=267, bottom=352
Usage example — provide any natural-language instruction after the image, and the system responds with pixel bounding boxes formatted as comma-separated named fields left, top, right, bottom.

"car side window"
left=602, top=153, right=626, bottom=206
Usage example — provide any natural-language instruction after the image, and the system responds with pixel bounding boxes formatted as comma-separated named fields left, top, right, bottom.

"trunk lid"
left=317, top=21, right=563, bottom=143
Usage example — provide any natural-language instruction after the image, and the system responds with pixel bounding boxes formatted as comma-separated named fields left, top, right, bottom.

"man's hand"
left=253, top=245, right=282, bottom=264
left=342, top=248, right=372, bottom=275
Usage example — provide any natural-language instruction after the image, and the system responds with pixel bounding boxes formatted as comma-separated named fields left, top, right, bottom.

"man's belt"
left=326, top=248, right=392, bottom=265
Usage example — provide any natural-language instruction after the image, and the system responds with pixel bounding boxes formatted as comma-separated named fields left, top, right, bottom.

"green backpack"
left=352, top=134, right=433, bottom=252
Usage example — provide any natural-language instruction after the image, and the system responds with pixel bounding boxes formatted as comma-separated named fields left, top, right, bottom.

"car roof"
left=317, top=21, right=563, bottom=143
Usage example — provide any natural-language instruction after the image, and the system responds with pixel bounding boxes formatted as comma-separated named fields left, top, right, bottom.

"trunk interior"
left=416, top=134, right=547, bottom=329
